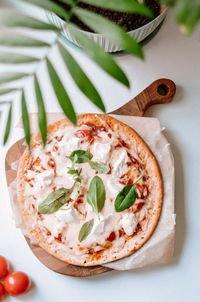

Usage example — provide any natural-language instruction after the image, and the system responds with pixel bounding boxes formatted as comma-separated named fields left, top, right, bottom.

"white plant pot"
left=47, top=5, right=167, bottom=52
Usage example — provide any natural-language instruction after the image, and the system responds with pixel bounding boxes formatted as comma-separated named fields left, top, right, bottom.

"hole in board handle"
left=157, top=84, right=169, bottom=96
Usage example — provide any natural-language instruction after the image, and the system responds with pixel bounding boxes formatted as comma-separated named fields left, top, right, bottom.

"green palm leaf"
left=21, top=91, right=31, bottom=148
left=0, top=10, right=59, bottom=31
left=68, top=24, right=130, bottom=87
left=81, top=0, right=153, bottom=17
left=58, top=42, right=105, bottom=112
left=0, top=72, right=28, bottom=84
left=46, top=59, right=77, bottom=125
left=0, top=52, right=39, bottom=64
left=3, top=103, right=12, bottom=145
left=34, top=75, right=47, bottom=146
left=0, top=32, right=50, bottom=47
left=73, top=8, right=143, bottom=58
left=0, top=89, right=17, bottom=96
left=23, top=0, right=70, bottom=20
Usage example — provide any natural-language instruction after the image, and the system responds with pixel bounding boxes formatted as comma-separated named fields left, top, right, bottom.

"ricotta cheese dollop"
left=93, top=142, right=111, bottom=163
left=121, top=213, right=138, bottom=236
left=112, top=149, right=129, bottom=178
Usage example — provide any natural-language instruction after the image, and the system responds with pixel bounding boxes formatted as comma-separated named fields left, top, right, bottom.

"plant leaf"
left=87, top=176, right=105, bottom=215
left=3, top=103, right=12, bottom=145
left=38, top=187, right=72, bottom=214
left=81, top=0, right=153, bottom=17
left=21, top=91, right=31, bottom=148
left=0, top=88, right=17, bottom=96
left=78, top=219, right=94, bottom=242
left=73, top=8, right=143, bottom=58
left=0, top=52, right=38, bottom=64
left=114, top=184, right=137, bottom=212
left=34, top=75, right=47, bottom=146
left=46, top=59, right=77, bottom=125
left=89, top=161, right=110, bottom=174
left=58, top=42, right=105, bottom=112
left=23, top=0, right=70, bottom=20
left=0, top=32, right=50, bottom=47
left=0, top=10, right=59, bottom=31
left=69, top=150, right=93, bottom=163
left=57, top=0, right=75, bottom=6
left=68, top=24, right=130, bottom=87
left=0, top=72, right=28, bottom=84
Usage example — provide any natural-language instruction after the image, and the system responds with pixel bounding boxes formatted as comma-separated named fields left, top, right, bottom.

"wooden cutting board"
left=5, top=78, right=176, bottom=278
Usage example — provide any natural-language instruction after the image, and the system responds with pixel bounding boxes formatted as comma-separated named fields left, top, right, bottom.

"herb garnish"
left=78, top=219, right=94, bottom=242
left=87, top=175, right=105, bottom=218
left=38, top=187, right=72, bottom=214
left=114, top=175, right=143, bottom=212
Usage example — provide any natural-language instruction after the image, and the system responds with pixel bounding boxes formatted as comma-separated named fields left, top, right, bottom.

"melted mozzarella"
left=112, top=149, right=129, bottom=178
left=91, top=214, right=113, bottom=235
left=59, top=136, right=81, bottom=156
left=121, top=213, right=138, bottom=236
left=93, top=142, right=111, bottom=163
left=56, top=207, right=77, bottom=224
left=107, top=179, right=123, bottom=197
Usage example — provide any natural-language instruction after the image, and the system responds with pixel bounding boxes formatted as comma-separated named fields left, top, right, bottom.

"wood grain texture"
left=5, top=78, right=176, bottom=277
left=110, top=79, right=176, bottom=116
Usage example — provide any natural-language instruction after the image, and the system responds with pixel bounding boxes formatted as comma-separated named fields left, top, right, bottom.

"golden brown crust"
left=17, top=114, right=163, bottom=266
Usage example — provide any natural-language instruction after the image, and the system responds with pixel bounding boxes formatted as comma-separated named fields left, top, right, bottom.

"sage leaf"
left=68, top=24, right=130, bottom=88
left=89, top=161, right=110, bottom=174
left=38, top=187, right=72, bottom=214
left=78, top=219, right=94, bottom=242
left=3, top=103, right=12, bottom=145
left=114, top=184, right=137, bottom=212
left=0, top=10, right=58, bottom=31
left=21, top=91, right=31, bottom=148
left=47, top=59, right=77, bottom=125
left=58, top=42, right=105, bottom=112
left=34, top=75, right=47, bottom=146
left=67, top=169, right=78, bottom=175
left=87, top=176, right=105, bottom=215
left=69, top=150, right=93, bottom=163
left=81, top=0, right=153, bottom=17
left=73, top=8, right=143, bottom=58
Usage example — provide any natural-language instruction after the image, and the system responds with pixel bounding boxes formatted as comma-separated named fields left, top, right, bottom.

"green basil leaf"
left=69, top=150, right=93, bottom=163
left=114, top=184, right=137, bottom=212
left=38, top=187, right=72, bottom=214
left=87, top=176, right=105, bottom=215
left=89, top=161, right=110, bottom=174
left=78, top=219, right=94, bottom=242
left=67, top=169, right=78, bottom=175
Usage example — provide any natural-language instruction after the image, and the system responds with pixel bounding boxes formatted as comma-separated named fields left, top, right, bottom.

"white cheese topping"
left=93, top=142, right=111, bottom=163
left=112, top=149, right=129, bottom=178
left=91, top=214, right=113, bottom=235
left=56, top=207, right=77, bottom=224
left=36, top=169, right=54, bottom=187
left=121, top=213, right=138, bottom=236
left=59, top=136, right=81, bottom=156
left=107, top=179, right=123, bottom=197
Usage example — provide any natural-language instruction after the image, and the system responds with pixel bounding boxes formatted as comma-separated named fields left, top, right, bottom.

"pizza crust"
left=17, top=114, right=163, bottom=266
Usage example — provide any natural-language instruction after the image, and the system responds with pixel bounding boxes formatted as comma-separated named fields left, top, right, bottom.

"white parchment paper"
left=7, top=113, right=175, bottom=270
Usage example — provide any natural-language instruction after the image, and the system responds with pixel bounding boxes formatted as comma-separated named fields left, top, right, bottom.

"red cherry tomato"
left=0, top=283, right=5, bottom=301
left=0, top=257, right=9, bottom=279
left=4, top=272, right=30, bottom=296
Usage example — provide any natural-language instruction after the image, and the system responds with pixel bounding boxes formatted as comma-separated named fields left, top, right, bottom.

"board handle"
left=135, top=78, right=176, bottom=113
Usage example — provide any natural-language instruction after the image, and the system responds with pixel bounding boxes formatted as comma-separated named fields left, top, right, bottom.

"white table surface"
left=0, top=1, right=200, bottom=301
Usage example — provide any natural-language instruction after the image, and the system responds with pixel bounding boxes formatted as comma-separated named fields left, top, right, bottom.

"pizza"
left=17, top=114, right=163, bottom=266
